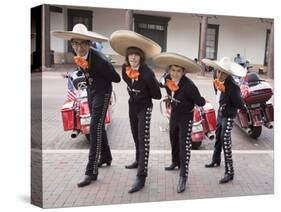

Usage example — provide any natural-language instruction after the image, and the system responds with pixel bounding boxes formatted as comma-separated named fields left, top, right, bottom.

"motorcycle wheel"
left=250, top=126, right=262, bottom=139
left=192, top=141, right=202, bottom=150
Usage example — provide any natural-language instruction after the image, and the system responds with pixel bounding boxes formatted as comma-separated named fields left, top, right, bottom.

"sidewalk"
left=41, top=149, right=273, bottom=208
left=32, top=63, right=274, bottom=208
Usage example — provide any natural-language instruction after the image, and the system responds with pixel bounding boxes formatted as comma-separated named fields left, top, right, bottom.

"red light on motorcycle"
left=240, top=84, right=250, bottom=98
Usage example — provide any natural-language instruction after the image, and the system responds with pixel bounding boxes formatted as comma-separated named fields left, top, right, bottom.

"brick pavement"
left=40, top=149, right=273, bottom=208
left=31, top=65, right=274, bottom=208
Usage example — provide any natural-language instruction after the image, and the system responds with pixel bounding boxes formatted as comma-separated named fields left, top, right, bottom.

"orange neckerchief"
left=166, top=79, right=179, bottom=92
left=214, top=79, right=225, bottom=93
left=126, top=66, right=140, bottom=81
left=74, top=56, right=89, bottom=70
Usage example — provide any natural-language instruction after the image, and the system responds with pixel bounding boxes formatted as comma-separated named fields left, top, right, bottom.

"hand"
left=242, top=104, right=248, bottom=112
left=219, top=104, right=229, bottom=117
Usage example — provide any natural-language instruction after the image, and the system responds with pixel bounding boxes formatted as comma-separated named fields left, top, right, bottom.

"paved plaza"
left=31, top=65, right=274, bottom=208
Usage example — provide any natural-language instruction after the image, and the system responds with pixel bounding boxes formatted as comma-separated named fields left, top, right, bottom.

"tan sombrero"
left=201, top=57, right=246, bottom=77
left=153, top=52, right=202, bottom=73
left=52, top=24, right=108, bottom=42
left=109, top=30, right=161, bottom=58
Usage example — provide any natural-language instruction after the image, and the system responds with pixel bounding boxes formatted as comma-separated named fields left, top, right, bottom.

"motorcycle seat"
left=246, top=72, right=264, bottom=86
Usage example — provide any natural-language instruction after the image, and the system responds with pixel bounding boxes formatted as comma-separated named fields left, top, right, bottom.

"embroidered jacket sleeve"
left=188, top=81, right=206, bottom=107
left=145, top=71, right=162, bottom=100
left=229, top=80, right=246, bottom=110
left=219, top=76, right=247, bottom=118
left=98, top=60, right=121, bottom=83
left=89, top=50, right=121, bottom=83
left=121, top=64, right=130, bottom=85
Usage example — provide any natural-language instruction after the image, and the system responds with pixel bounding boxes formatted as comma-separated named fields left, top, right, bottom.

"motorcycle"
left=159, top=74, right=217, bottom=149
left=235, top=72, right=274, bottom=139
left=61, top=69, right=116, bottom=141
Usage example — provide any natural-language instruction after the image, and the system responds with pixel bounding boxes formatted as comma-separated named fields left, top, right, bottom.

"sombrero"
left=153, top=52, right=202, bottom=73
left=52, top=24, right=108, bottom=42
left=109, top=30, right=161, bottom=58
left=201, top=57, right=246, bottom=77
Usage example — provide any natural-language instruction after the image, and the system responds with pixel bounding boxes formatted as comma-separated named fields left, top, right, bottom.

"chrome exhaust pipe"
left=242, top=127, right=252, bottom=134
left=71, top=130, right=80, bottom=138
left=207, top=132, right=215, bottom=140
left=264, top=122, right=273, bottom=129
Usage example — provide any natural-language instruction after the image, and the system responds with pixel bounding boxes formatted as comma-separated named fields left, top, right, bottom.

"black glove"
left=220, top=104, right=236, bottom=118
left=220, top=104, right=227, bottom=116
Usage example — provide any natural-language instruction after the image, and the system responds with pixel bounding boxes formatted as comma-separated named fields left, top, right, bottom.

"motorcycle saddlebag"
left=236, top=109, right=249, bottom=128
left=244, top=82, right=273, bottom=104
left=264, top=103, right=274, bottom=122
left=61, top=101, right=75, bottom=131
left=203, top=102, right=217, bottom=131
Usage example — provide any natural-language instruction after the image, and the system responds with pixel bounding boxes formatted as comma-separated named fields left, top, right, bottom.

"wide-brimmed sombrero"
left=201, top=57, right=246, bottom=77
left=109, top=30, right=161, bottom=58
left=153, top=52, right=202, bottom=73
left=52, top=24, right=108, bottom=42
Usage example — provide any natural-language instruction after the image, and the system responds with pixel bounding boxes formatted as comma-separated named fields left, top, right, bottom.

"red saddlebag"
left=203, top=103, right=216, bottom=131
left=61, top=101, right=75, bottom=131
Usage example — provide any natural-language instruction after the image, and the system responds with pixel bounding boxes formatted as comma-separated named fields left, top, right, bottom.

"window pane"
left=156, top=25, right=164, bottom=31
left=208, top=28, right=215, bottom=35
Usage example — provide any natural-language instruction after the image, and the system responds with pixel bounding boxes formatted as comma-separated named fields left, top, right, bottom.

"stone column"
left=42, top=4, right=51, bottom=69
left=199, top=16, right=208, bottom=76
left=125, top=9, right=133, bottom=31
left=267, top=22, right=274, bottom=79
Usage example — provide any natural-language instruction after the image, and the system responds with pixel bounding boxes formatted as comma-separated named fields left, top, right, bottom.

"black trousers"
left=85, top=91, right=111, bottom=176
left=129, top=103, right=153, bottom=177
left=212, top=110, right=234, bottom=175
left=169, top=113, right=193, bottom=177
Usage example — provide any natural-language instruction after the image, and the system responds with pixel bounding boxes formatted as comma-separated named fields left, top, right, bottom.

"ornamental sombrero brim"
left=201, top=57, right=246, bottom=77
left=52, top=24, right=108, bottom=42
left=109, top=30, right=161, bottom=58
left=153, top=52, right=202, bottom=73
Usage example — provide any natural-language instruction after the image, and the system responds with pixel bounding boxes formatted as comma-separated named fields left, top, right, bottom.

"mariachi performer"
left=53, top=24, right=121, bottom=187
left=202, top=57, right=247, bottom=184
left=153, top=53, right=206, bottom=193
left=110, top=30, right=162, bottom=193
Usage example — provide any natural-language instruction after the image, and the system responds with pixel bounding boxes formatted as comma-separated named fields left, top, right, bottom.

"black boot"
left=128, top=176, right=146, bottom=193
left=219, top=174, right=234, bottom=184
left=125, top=161, right=138, bottom=169
left=165, top=163, right=179, bottom=171
left=77, top=175, right=97, bottom=187
left=177, top=176, right=187, bottom=193
left=205, top=161, right=221, bottom=168
left=98, top=160, right=112, bottom=167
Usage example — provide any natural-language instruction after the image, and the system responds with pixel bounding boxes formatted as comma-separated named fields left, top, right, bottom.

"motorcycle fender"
left=250, top=109, right=263, bottom=126
left=237, top=110, right=249, bottom=128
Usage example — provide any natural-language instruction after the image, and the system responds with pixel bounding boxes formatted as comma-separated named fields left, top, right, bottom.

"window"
left=134, top=14, right=170, bottom=52
left=206, top=25, right=219, bottom=60
left=138, top=23, right=164, bottom=31
left=199, top=24, right=219, bottom=60
left=67, top=9, right=93, bottom=52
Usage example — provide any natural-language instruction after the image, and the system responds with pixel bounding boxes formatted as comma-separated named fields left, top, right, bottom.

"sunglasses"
left=71, top=40, right=89, bottom=48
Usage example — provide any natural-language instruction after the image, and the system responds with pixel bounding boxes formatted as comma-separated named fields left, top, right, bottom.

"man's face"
left=128, top=53, right=141, bottom=69
left=71, top=39, right=90, bottom=57
left=216, top=69, right=228, bottom=82
left=169, top=65, right=185, bottom=81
